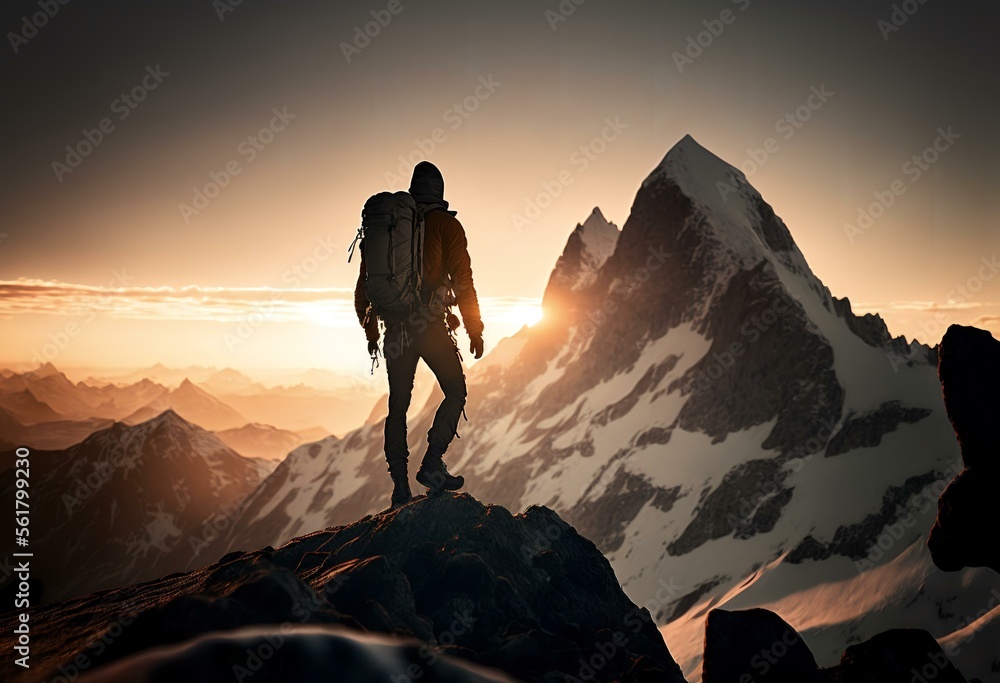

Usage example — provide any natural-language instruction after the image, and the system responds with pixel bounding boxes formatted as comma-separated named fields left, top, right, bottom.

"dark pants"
left=383, top=317, right=467, bottom=471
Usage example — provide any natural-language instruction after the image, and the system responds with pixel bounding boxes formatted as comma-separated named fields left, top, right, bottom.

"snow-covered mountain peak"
left=581, top=205, right=617, bottom=236
left=647, top=135, right=790, bottom=260
left=542, top=207, right=621, bottom=309
left=654, top=134, right=733, bottom=186
left=648, top=133, right=754, bottom=212
left=578, top=206, right=619, bottom=268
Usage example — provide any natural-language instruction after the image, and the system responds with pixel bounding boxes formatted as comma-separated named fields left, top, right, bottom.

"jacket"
left=354, top=208, right=484, bottom=341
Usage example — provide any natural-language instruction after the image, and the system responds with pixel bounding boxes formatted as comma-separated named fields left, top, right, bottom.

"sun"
left=506, top=301, right=544, bottom=328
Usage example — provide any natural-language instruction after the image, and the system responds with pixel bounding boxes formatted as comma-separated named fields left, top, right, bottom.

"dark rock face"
left=668, top=459, right=794, bottom=556
left=825, top=401, right=932, bottom=457
left=669, top=265, right=845, bottom=460
left=927, top=469, right=998, bottom=572
left=703, top=609, right=971, bottom=683
left=927, top=325, right=1000, bottom=574
left=567, top=466, right=682, bottom=554
left=703, top=608, right=819, bottom=682
left=1, top=493, right=685, bottom=683
left=786, top=471, right=939, bottom=564
left=935, top=325, right=1000, bottom=471
left=835, top=629, right=969, bottom=683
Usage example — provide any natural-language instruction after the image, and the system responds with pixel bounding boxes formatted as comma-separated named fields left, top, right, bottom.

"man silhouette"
left=354, top=161, right=484, bottom=507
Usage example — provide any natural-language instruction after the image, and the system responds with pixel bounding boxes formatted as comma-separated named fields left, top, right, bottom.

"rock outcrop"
left=703, top=608, right=974, bottom=683
left=927, top=324, right=1000, bottom=574
left=0, top=493, right=685, bottom=683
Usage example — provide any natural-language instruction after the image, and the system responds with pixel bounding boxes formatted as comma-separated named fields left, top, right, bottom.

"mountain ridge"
left=0, top=409, right=269, bottom=603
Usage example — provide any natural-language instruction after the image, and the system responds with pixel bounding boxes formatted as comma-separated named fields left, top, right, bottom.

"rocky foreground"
left=1, top=493, right=685, bottom=683
left=1, top=487, right=984, bottom=682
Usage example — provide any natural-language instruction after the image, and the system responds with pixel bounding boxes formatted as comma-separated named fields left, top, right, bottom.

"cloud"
left=973, top=315, right=1000, bottom=327
left=0, top=278, right=540, bottom=327
left=852, top=300, right=1000, bottom=314
left=0, top=278, right=356, bottom=324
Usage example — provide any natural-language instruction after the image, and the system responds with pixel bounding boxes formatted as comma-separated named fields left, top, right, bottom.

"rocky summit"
left=0, top=492, right=685, bottom=683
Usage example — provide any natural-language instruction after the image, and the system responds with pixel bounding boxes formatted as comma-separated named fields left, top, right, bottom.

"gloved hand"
left=368, top=339, right=380, bottom=357
left=469, top=333, right=484, bottom=359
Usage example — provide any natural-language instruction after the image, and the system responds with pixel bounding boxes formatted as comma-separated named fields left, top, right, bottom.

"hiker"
left=352, top=161, right=485, bottom=507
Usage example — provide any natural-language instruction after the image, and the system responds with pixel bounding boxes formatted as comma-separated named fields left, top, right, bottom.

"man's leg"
left=384, top=324, right=419, bottom=504
left=415, top=320, right=467, bottom=491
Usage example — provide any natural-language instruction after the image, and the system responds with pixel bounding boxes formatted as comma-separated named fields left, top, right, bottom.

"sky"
left=1, top=0, right=998, bottom=377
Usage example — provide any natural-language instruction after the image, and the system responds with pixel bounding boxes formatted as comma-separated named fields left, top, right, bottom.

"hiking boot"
left=416, top=446, right=464, bottom=492
left=389, top=466, right=412, bottom=507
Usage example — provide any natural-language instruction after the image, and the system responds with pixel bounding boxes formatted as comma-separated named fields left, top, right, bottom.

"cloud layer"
left=0, top=279, right=540, bottom=327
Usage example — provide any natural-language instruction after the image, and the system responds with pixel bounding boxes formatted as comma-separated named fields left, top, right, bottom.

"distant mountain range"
left=121, top=378, right=249, bottom=431
left=0, top=409, right=273, bottom=603
left=214, top=422, right=316, bottom=461
left=0, top=362, right=371, bottom=445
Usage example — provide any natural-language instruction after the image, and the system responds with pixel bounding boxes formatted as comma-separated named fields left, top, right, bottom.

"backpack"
left=348, top=191, right=425, bottom=325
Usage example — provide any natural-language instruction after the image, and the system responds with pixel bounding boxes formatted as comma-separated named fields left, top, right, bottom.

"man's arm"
left=354, top=250, right=379, bottom=343
left=442, top=216, right=484, bottom=338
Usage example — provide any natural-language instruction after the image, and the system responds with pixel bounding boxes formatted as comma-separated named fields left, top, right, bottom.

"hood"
left=408, top=161, right=457, bottom=216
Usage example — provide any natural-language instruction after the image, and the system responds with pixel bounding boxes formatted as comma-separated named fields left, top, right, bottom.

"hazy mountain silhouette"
left=0, top=410, right=269, bottom=604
